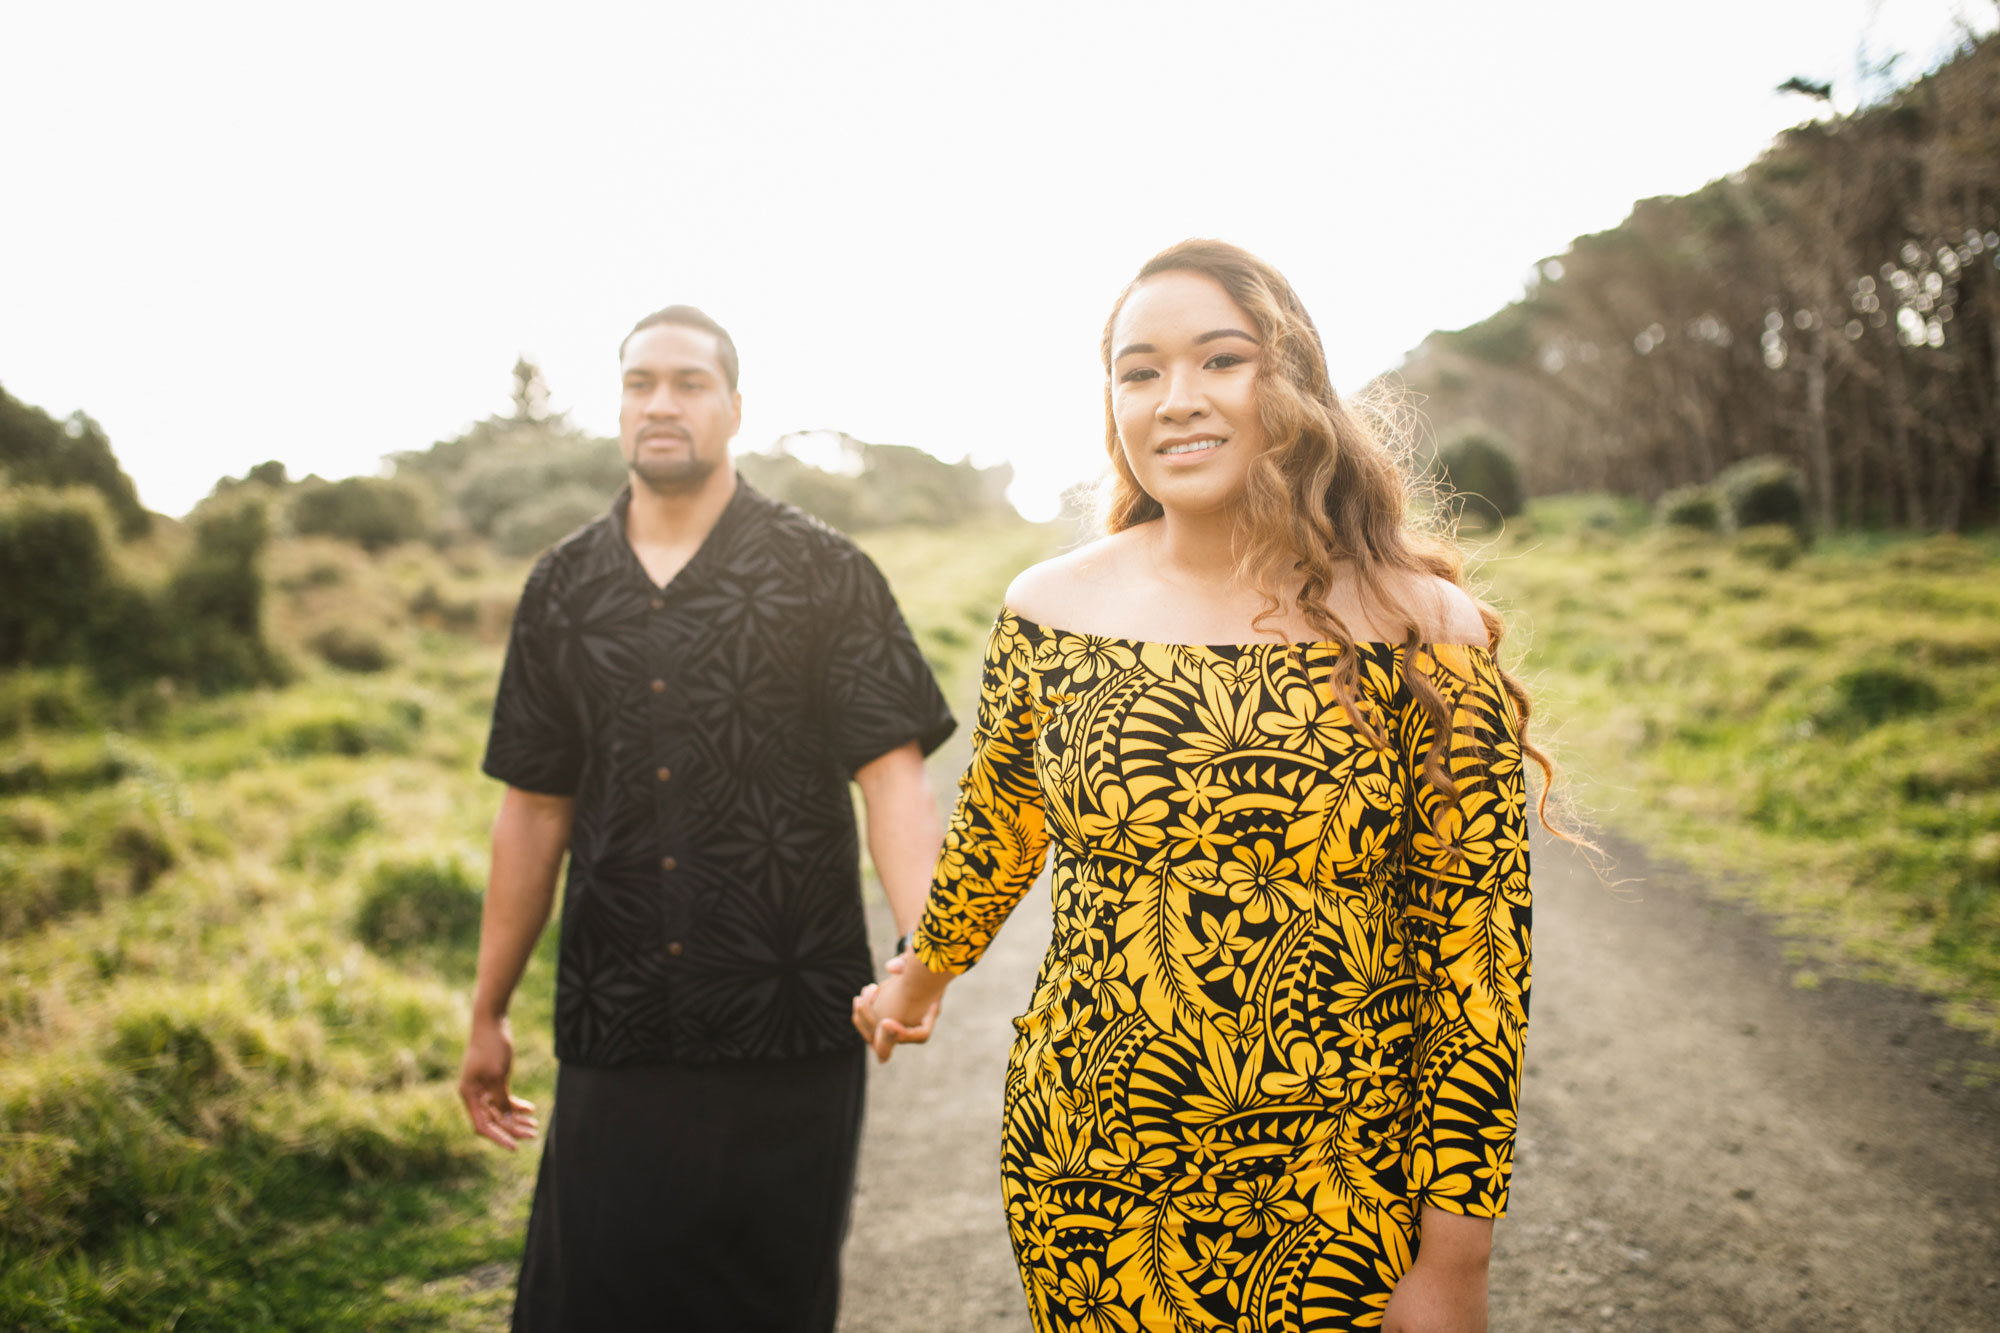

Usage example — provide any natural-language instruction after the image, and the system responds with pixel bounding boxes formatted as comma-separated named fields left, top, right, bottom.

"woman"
left=854, top=240, right=1553, bottom=1332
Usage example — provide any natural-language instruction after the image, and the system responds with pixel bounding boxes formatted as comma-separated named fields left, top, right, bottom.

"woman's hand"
left=851, top=950, right=948, bottom=1062
left=1383, top=1207, right=1492, bottom=1333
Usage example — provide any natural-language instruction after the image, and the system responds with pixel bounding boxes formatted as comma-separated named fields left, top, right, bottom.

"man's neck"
left=627, top=467, right=738, bottom=545
left=623, top=467, right=738, bottom=587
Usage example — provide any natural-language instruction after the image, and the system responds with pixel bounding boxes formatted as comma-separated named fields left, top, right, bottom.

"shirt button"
left=666, top=940, right=684, bottom=957
left=650, top=679, right=666, bottom=694
left=656, top=766, right=672, bottom=782
left=661, top=856, right=678, bottom=872
left=650, top=596, right=665, bottom=611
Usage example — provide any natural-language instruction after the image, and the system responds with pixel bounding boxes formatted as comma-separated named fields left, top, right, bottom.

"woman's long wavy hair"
left=1098, top=238, right=1572, bottom=834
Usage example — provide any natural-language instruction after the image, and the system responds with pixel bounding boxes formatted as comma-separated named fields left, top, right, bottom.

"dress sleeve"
left=815, top=544, right=957, bottom=776
left=911, top=612, right=1051, bottom=975
left=1400, top=643, right=1533, bottom=1219
left=481, top=556, right=584, bottom=797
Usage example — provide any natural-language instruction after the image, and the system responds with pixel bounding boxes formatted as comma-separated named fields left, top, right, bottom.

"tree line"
left=1400, top=31, right=2000, bottom=531
left=0, top=360, right=1020, bottom=696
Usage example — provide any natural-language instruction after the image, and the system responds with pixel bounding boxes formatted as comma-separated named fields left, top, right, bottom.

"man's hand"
left=459, top=1013, right=539, bottom=1150
left=1383, top=1208, right=1492, bottom=1332
left=852, top=951, right=947, bottom=1063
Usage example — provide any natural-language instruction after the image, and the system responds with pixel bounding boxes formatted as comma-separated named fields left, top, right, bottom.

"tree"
left=0, top=386, right=150, bottom=537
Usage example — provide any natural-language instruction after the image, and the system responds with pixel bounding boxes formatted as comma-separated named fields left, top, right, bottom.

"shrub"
left=308, top=625, right=396, bottom=673
left=1716, top=455, right=1810, bottom=540
left=0, top=388, right=150, bottom=537
left=449, top=435, right=624, bottom=537
left=0, top=487, right=118, bottom=668
left=355, top=857, right=483, bottom=955
left=1432, top=426, right=1526, bottom=527
left=290, top=477, right=431, bottom=552
left=269, top=702, right=419, bottom=759
left=284, top=796, right=381, bottom=872
left=3, top=799, right=60, bottom=845
left=491, top=483, right=605, bottom=557
left=150, top=498, right=289, bottom=693
left=1733, top=523, right=1804, bottom=570
left=1656, top=483, right=1724, bottom=531
left=0, top=667, right=100, bottom=736
left=408, top=582, right=481, bottom=632
left=0, top=742, right=135, bottom=796
left=1821, top=666, right=1943, bottom=730
left=108, top=810, right=176, bottom=894
left=0, top=849, right=102, bottom=937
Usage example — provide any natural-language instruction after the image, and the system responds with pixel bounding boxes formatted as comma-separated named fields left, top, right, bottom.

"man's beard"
left=629, top=450, right=719, bottom=496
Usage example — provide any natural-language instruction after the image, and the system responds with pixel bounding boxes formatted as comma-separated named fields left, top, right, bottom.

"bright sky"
left=3, top=1, right=1992, bottom=521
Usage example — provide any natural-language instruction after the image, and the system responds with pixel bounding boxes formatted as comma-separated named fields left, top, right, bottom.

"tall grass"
left=1486, top=498, right=2000, bottom=1033
left=0, top=514, right=1057, bottom=1329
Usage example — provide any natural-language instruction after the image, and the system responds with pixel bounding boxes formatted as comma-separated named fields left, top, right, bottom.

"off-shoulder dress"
left=911, top=612, right=1532, bottom=1332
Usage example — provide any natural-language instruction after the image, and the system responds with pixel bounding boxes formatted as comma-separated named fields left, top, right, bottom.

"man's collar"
left=603, top=471, right=766, bottom=578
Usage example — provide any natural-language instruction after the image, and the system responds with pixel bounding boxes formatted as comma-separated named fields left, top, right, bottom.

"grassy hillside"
left=0, top=515, right=1061, bottom=1331
left=5, top=490, right=1995, bottom=1328
left=1481, top=499, right=2000, bottom=1036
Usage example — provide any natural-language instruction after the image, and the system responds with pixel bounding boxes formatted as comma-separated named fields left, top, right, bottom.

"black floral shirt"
left=482, top=478, right=955, bottom=1067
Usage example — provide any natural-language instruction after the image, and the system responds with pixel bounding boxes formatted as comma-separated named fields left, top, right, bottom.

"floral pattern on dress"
left=914, top=612, right=1531, bottom=1332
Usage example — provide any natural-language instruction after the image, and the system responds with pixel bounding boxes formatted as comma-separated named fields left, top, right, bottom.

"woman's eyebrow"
left=1114, top=328, right=1260, bottom=361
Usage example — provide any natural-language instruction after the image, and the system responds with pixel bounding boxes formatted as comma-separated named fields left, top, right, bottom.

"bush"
left=0, top=849, right=103, bottom=937
left=492, top=483, right=606, bottom=557
left=448, top=435, right=624, bottom=537
left=0, top=388, right=150, bottom=537
left=0, top=668, right=100, bottom=737
left=290, top=477, right=432, bottom=552
left=150, top=499, right=289, bottom=693
left=1657, top=483, right=1724, bottom=531
left=283, top=797, right=380, bottom=872
left=308, top=625, right=396, bottom=673
left=0, top=487, right=118, bottom=668
left=1433, top=426, right=1526, bottom=527
left=355, top=857, right=483, bottom=955
left=1717, top=455, right=1810, bottom=540
left=1733, top=523, right=1804, bottom=570
left=1821, top=666, right=1943, bottom=730
left=107, top=810, right=176, bottom=894
left=268, top=701, right=421, bottom=759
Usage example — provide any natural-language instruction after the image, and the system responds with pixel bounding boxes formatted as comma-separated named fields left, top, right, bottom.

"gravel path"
left=843, top=833, right=2000, bottom=1331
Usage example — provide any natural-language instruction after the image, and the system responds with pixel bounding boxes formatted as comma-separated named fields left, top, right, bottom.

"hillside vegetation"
left=1484, top=499, right=2000, bottom=1033
left=1403, top=32, right=2000, bottom=532
left=0, top=498, right=1058, bottom=1330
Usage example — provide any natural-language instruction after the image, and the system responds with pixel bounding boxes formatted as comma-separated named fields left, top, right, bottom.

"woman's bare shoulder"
left=1004, top=530, right=1146, bottom=628
left=1357, top=566, right=1489, bottom=645
left=1407, top=573, right=1490, bottom=645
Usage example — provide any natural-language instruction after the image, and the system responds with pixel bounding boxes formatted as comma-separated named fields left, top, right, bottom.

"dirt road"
left=843, top=834, right=2000, bottom=1331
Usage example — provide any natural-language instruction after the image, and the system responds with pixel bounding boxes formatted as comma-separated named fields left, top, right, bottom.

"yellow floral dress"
left=912, top=613, right=1531, bottom=1333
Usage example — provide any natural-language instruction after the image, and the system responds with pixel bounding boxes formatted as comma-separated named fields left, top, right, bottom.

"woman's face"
left=1109, top=269, right=1266, bottom=518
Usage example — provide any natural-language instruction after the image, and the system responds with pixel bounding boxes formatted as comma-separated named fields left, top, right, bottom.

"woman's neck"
left=1149, top=504, right=1247, bottom=596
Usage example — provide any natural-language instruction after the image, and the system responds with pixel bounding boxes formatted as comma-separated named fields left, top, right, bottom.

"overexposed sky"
left=3, top=0, right=1992, bottom=520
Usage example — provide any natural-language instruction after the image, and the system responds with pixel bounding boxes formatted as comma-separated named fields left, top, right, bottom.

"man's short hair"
left=620, top=305, right=739, bottom=391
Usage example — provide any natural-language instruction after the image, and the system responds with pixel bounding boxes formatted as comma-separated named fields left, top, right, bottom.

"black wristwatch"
left=893, top=932, right=912, bottom=958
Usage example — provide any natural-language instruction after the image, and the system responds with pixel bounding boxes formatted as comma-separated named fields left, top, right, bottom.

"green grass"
left=0, top=515, right=1059, bottom=1330
left=0, top=538, right=550, bottom=1330
left=9, top=495, right=1991, bottom=1328
left=1480, top=499, right=2000, bottom=1035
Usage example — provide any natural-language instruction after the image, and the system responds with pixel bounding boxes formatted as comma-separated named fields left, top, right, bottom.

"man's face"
left=618, top=324, right=742, bottom=495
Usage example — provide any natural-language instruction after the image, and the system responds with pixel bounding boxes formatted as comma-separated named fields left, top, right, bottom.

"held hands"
left=851, top=950, right=947, bottom=1063
left=458, top=1013, right=540, bottom=1150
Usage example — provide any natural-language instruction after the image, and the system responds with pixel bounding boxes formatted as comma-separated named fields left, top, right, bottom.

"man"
left=459, top=304, right=955, bottom=1331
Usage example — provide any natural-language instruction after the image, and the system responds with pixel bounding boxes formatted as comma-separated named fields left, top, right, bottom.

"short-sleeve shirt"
left=483, top=478, right=956, bottom=1067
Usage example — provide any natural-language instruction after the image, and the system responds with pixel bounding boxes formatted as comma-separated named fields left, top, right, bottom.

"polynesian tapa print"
left=913, top=612, right=1531, bottom=1331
